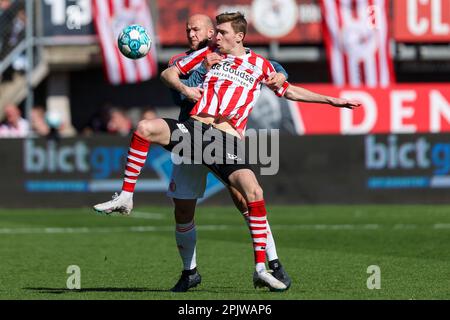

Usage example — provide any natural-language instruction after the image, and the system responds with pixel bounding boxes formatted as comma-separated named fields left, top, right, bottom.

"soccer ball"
left=117, top=24, right=151, bottom=59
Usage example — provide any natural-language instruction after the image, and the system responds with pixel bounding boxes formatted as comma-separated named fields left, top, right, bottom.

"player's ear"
left=235, top=32, right=244, bottom=43
left=207, top=29, right=215, bottom=40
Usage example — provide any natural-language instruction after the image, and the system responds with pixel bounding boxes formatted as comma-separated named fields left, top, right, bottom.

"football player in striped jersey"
left=94, top=12, right=360, bottom=292
left=165, top=14, right=291, bottom=293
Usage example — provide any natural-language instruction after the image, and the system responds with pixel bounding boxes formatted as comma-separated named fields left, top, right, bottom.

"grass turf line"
left=0, top=205, right=449, bottom=299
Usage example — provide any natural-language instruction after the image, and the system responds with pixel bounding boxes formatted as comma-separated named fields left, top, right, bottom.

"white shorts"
left=166, top=156, right=211, bottom=199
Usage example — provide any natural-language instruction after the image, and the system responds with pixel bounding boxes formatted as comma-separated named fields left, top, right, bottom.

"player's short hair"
left=215, top=12, right=247, bottom=37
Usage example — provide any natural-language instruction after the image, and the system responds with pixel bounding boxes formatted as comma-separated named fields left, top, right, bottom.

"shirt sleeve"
left=168, top=52, right=187, bottom=67
left=183, top=64, right=207, bottom=88
left=275, top=81, right=290, bottom=97
left=175, top=46, right=210, bottom=75
left=269, top=60, right=288, bottom=80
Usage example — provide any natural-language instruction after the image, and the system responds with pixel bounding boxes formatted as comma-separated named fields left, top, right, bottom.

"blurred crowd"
left=82, top=105, right=157, bottom=136
left=0, top=104, right=28, bottom=137
left=0, top=103, right=157, bottom=138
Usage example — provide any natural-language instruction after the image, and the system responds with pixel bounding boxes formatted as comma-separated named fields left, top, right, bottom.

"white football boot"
left=93, top=192, right=133, bottom=215
left=253, top=269, right=288, bottom=292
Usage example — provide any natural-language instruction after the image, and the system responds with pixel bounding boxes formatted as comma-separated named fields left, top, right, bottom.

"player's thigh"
left=167, top=162, right=209, bottom=200
left=136, top=118, right=171, bottom=145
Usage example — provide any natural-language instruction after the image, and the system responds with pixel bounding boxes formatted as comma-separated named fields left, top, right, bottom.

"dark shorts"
left=162, top=117, right=253, bottom=184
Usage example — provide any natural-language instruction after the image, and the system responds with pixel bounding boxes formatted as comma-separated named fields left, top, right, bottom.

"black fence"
left=0, top=133, right=449, bottom=208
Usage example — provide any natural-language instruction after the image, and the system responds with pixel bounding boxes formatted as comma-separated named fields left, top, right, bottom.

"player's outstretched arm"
left=283, top=85, right=361, bottom=109
left=161, top=66, right=203, bottom=102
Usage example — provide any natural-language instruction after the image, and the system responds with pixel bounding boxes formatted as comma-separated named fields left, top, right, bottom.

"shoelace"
left=111, top=192, right=119, bottom=201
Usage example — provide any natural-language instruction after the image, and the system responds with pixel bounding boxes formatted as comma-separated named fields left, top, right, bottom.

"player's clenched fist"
left=264, top=72, right=287, bottom=91
left=203, top=52, right=223, bottom=70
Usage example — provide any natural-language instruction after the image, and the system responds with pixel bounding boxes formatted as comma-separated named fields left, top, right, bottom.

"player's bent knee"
left=173, top=198, right=196, bottom=223
left=247, top=185, right=264, bottom=202
left=137, top=119, right=170, bottom=143
left=136, top=119, right=153, bottom=138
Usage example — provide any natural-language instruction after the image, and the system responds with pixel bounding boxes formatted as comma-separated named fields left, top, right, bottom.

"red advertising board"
left=394, top=0, right=450, bottom=42
left=156, top=0, right=322, bottom=45
left=290, top=84, right=450, bottom=135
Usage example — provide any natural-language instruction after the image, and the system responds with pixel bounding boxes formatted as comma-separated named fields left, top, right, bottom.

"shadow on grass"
left=23, top=287, right=229, bottom=294
left=23, top=287, right=171, bottom=294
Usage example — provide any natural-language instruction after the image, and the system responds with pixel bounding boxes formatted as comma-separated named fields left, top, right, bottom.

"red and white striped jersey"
left=320, top=0, right=395, bottom=87
left=176, top=46, right=290, bottom=133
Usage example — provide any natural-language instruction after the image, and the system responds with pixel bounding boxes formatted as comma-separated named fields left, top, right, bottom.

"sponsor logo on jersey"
left=210, top=60, right=257, bottom=89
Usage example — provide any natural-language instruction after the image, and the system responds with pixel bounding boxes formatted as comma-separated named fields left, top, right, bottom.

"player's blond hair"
left=215, top=12, right=247, bottom=37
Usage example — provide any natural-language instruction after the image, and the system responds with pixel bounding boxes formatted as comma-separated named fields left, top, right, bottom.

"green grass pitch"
left=0, top=205, right=449, bottom=299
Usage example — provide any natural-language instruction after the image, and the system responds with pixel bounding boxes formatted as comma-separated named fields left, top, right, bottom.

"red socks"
left=122, top=132, right=151, bottom=192
left=248, top=200, right=268, bottom=264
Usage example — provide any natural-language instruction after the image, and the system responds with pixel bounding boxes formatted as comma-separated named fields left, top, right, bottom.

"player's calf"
left=93, top=119, right=172, bottom=215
